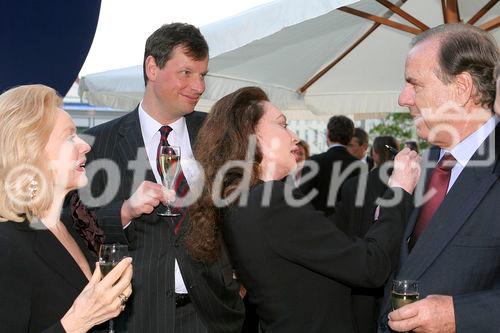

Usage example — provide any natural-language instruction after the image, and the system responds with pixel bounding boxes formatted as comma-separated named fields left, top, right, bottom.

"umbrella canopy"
left=79, top=0, right=500, bottom=119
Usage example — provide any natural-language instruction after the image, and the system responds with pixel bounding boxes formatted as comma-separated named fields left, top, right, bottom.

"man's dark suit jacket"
left=335, top=167, right=393, bottom=333
left=83, top=109, right=245, bottom=333
left=378, top=122, right=500, bottom=333
left=300, top=145, right=363, bottom=216
left=364, top=155, right=375, bottom=171
left=0, top=218, right=103, bottom=333
left=223, top=181, right=412, bottom=333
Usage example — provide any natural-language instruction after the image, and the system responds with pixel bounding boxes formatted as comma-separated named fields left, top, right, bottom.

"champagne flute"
left=391, top=279, right=419, bottom=310
left=157, top=145, right=181, bottom=217
left=99, top=244, right=129, bottom=333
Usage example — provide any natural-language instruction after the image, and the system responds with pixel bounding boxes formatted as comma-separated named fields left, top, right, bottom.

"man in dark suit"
left=300, top=115, right=364, bottom=215
left=336, top=136, right=398, bottom=333
left=82, top=23, right=244, bottom=333
left=348, top=127, right=374, bottom=170
left=378, top=24, right=500, bottom=333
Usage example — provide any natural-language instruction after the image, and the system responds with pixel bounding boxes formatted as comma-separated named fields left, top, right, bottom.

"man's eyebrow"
left=406, top=76, right=419, bottom=85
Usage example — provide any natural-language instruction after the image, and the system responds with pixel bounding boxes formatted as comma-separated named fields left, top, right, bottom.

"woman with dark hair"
left=372, top=135, right=399, bottom=168
left=404, top=140, right=419, bottom=154
left=185, top=87, right=420, bottom=332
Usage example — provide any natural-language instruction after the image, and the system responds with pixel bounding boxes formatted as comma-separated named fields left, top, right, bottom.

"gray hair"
left=412, top=23, right=499, bottom=109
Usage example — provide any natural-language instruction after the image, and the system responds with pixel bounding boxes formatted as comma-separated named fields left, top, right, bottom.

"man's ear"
left=144, top=55, right=158, bottom=82
left=453, top=71, right=473, bottom=106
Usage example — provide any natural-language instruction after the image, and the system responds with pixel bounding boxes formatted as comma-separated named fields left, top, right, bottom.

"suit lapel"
left=115, top=109, right=155, bottom=186
left=185, top=111, right=205, bottom=151
left=399, top=147, right=440, bottom=261
left=173, top=112, right=205, bottom=240
left=399, top=129, right=499, bottom=279
left=31, top=223, right=89, bottom=291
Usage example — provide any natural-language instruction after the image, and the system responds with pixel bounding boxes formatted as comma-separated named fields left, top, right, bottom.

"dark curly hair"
left=327, top=115, right=355, bottom=145
left=185, top=87, right=269, bottom=263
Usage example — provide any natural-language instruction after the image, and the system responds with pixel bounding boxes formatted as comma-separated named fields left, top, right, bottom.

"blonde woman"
left=0, top=85, right=132, bottom=332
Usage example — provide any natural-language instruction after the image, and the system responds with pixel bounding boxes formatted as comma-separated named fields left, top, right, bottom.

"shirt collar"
left=329, top=143, right=346, bottom=149
left=138, top=101, right=187, bottom=147
left=442, top=115, right=499, bottom=166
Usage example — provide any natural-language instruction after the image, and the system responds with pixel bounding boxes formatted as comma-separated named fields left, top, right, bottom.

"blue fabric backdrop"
left=0, top=0, right=101, bottom=96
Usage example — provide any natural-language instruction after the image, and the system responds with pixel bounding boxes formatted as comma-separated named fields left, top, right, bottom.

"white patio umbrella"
left=79, top=0, right=500, bottom=119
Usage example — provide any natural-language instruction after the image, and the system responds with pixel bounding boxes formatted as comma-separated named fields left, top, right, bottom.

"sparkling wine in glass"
left=99, top=244, right=129, bottom=333
left=157, top=145, right=181, bottom=217
left=391, top=279, right=419, bottom=310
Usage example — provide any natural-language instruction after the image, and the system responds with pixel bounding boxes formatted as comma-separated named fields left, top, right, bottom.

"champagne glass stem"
left=108, top=319, right=115, bottom=333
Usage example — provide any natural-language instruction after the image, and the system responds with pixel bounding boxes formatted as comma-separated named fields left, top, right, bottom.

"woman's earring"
left=28, top=179, right=39, bottom=199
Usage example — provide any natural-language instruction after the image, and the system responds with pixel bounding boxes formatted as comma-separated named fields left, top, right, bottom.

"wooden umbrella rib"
left=441, top=0, right=447, bottom=23
left=299, top=0, right=410, bottom=94
left=298, top=23, right=380, bottom=94
left=468, top=0, right=499, bottom=25
left=441, top=0, right=461, bottom=23
left=376, top=0, right=429, bottom=30
left=337, top=7, right=422, bottom=35
left=478, top=16, right=500, bottom=31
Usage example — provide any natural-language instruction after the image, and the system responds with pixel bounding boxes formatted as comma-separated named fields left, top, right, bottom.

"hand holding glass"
left=157, top=145, right=181, bottom=217
left=391, top=279, right=419, bottom=310
left=99, top=244, right=129, bottom=333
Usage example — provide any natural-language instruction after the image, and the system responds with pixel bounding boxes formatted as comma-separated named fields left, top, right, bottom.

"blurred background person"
left=335, top=134, right=399, bottom=333
left=404, top=140, right=420, bottom=154
left=300, top=115, right=363, bottom=215
left=293, top=139, right=310, bottom=165
left=496, top=63, right=500, bottom=116
left=348, top=127, right=374, bottom=170
left=292, top=139, right=310, bottom=185
left=186, top=86, right=420, bottom=333
left=372, top=136, right=399, bottom=168
left=0, top=84, right=133, bottom=333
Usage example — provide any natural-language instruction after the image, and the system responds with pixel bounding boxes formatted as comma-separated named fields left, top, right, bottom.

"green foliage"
left=369, top=113, right=414, bottom=140
left=369, top=113, right=429, bottom=151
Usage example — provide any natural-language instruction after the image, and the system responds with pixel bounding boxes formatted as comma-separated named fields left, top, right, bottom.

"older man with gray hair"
left=378, top=23, right=500, bottom=333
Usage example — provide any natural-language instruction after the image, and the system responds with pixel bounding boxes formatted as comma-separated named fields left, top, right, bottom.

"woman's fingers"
left=89, top=262, right=102, bottom=285
left=110, top=264, right=133, bottom=297
left=100, top=257, right=132, bottom=287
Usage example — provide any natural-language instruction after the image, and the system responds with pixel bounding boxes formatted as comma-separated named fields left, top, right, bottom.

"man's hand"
left=388, top=295, right=455, bottom=333
left=120, top=181, right=165, bottom=226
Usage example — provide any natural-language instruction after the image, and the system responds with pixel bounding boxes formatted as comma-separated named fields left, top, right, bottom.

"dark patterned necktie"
left=156, top=126, right=173, bottom=178
left=156, top=125, right=190, bottom=235
left=409, top=153, right=457, bottom=250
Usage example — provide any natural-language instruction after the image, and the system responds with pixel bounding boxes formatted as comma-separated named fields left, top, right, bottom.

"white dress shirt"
left=138, top=102, right=199, bottom=294
left=441, top=115, right=499, bottom=192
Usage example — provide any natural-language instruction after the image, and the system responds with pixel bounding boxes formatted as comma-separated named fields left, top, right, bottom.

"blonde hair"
left=0, top=84, right=61, bottom=222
